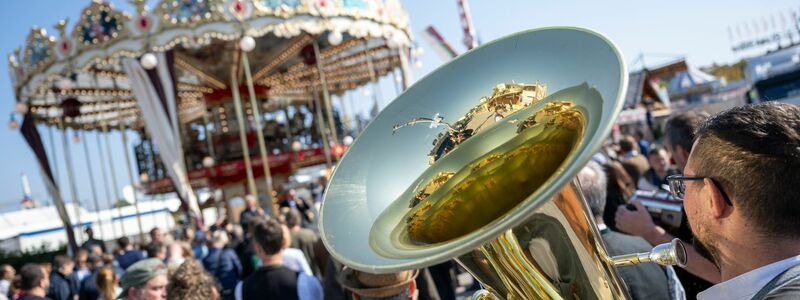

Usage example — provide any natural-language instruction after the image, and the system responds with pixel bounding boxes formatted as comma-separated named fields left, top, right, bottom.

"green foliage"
left=0, top=244, right=66, bottom=270
left=114, top=199, right=132, bottom=208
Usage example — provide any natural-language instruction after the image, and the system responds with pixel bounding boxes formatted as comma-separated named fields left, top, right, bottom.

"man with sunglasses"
left=672, top=102, right=800, bottom=299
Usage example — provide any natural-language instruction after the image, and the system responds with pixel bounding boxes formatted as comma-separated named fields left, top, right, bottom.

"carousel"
left=8, top=0, right=415, bottom=252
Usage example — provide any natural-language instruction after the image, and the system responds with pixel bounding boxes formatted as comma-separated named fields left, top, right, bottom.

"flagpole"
left=95, top=130, right=118, bottom=238
left=230, top=63, right=258, bottom=199
left=102, top=123, right=126, bottom=237
left=60, top=119, right=83, bottom=245
left=241, top=48, right=276, bottom=215
left=80, top=131, right=105, bottom=241
left=119, top=123, right=146, bottom=243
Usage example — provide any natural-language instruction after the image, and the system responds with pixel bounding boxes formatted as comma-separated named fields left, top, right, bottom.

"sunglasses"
left=666, top=175, right=733, bottom=206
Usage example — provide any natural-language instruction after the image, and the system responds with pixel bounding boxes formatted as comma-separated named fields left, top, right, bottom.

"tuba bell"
left=319, top=27, right=686, bottom=300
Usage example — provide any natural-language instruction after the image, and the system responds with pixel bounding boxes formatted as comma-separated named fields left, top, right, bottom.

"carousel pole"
left=398, top=45, right=413, bottom=90
left=80, top=131, right=105, bottom=241
left=230, top=62, right=258, bottom=199
left=337, top=94, right=352, bottom=133
left=240, top=37, right=276, bottom=215
left=119, top=123, right=146, bottom=243
left=95, top=130, right=118, bottom=238
left=282, top=107, right=294, bottom=142
left=59, top=119, right=83, bottom=244
left=364, top=40, right=383, bottom=109
left=313, top=92, right=333, bottom=168
left=312, top=40, right=340, bottom=146
left=202, top=109, right=216, bottom=158
left=102, top=123, right=126, bottom=237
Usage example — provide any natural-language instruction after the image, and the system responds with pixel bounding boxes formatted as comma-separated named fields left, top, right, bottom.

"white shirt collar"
left=697, top=255, right=800, bottom=300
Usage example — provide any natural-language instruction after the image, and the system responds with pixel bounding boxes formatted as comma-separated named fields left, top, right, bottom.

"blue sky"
left=1, top=0, right=797, bottom=212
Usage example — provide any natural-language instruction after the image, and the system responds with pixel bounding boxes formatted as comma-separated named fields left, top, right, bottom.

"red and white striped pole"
left=457, top=0, right=477, bottom=50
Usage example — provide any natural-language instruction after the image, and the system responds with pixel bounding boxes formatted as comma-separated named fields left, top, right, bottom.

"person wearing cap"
left=117, top=258, right=168, bottom=300
left=82, top=227, right=107, bottom=253
left=339, top=267, right=419, bottom=300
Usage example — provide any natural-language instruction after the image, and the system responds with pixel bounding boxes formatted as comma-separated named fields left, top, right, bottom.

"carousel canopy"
left=9, top=0, right=412, bottom=131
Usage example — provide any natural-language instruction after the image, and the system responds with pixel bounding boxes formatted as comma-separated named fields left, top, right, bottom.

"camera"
left=628, top=189, right=683, bottom=230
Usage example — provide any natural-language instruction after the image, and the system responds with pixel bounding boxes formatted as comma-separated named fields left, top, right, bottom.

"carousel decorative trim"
left=9, top=0, right=414, bottom=130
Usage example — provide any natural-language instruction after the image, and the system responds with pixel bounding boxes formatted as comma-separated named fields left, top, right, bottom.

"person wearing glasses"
left=617, top=112, right=721, bottom=299
left=665, top=102, right=800, bottom=299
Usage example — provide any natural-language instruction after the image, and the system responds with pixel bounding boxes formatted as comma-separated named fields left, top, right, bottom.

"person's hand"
left=257, top=207, right=265, bottom=216
left=615, top=201, right=659, bottom=240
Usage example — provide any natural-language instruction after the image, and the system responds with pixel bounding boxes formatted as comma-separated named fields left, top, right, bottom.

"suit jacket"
left=752, top=263, right=800, bottom=299
left=602, top=230, right=671, bottom=300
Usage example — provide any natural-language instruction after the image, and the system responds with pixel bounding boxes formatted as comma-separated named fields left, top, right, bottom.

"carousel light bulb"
left=202, top=156, right=215, bottom=168
left=240, top=35, right=256, bottom=52
left=362, top=87, right=371, bottom=97
left=72, top=133, right=81, bottom=144
left=343, top=135, right=354, bottom=146
left=327, top=31, right=343, bottom=46
left=140, top=53, right=158, bottom=70
left=139, top=173, right=150, bottom=183
left=57, top=78, right=76, bottom=91
left=394, top=73, right=402, bottom=83
left=414, top=60, right=423, bottom=69
left=414, top=46, right=424, bottom=57
left=15, top=103, right=28, bottom=114
left=291, top=140, right=302, bottom=152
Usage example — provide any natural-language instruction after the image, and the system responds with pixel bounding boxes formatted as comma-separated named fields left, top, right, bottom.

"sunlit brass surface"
left=393, top=83, right=548, bottom=164
left=319, top=27, right=637, bottom=300
left=611, top=238, right=688, bottom=268
left=455, top=181, right=627, bottom=299
left=401, top=101, right=584, bottom=244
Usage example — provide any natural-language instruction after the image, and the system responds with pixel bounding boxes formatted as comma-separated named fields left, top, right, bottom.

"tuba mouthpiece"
left=611, top=238, right=688, bottom=268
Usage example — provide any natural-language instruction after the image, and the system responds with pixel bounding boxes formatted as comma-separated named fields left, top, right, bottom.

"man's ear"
left=704, top=178, right=729, bottom=219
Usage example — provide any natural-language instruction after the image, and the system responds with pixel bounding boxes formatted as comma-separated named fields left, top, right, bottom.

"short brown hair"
left=251, top=217, right=284, bottom=255
left=283, top=208, right=302, bottom=228
left=19, top=264, right=45, bottom=290
left=693, top=102, right=800, bottom=237
left=664, top=111, right=707, bottom=151
left=167, top=260, right=217, bottom=300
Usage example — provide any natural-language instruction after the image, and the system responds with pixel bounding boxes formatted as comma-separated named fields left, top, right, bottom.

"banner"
left=20, top=114, right=78, bottom=253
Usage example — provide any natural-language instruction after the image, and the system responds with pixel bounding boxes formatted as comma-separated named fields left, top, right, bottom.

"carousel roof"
left=8, top=0, right=412, bottom=131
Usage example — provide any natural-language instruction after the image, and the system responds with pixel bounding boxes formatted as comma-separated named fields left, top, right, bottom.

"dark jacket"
left=602, top=230, right=671, bottom=300
left=116, top=250, right=145, bottom=270
left=79, top=270, right=99, bottom=300
left=202, top=247, right=242, bottom=292
left=46, top=272, right=75, bottom=300
left=81, top=238, right=107, bottom=253
left=752, top=263, right=800, bottom=300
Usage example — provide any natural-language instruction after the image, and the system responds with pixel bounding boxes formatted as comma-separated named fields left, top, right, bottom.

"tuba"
left=319, top=27, right=686, bottom=300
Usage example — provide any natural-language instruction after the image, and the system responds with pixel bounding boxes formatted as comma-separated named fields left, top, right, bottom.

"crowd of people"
left=578, top=102, right=800, bottom=299
left=1, top=102, right=798, bottom=300
left=0, top=182, right=458, bottom=300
